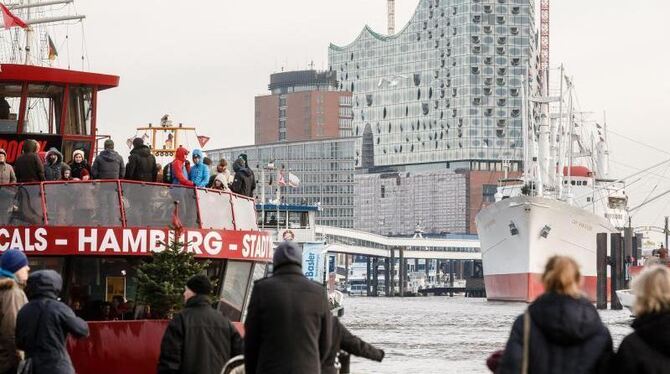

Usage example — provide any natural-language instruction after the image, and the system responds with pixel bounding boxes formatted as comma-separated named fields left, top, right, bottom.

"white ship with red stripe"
left=475, top=72, right=627, bottom=302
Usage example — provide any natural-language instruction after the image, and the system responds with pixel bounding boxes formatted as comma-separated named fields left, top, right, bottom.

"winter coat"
left=125, top=144, right=157, bottom=182
left=612, top=312, right=670, bottom=374
left=208, top=170, right=232, bottom=189
left=497, top=292, right=612, bottom=374
left=230, top=159, right=255, bottom=198
left=170, top=147, right=194, bottom=186
left=14, top=140, right=45, bottom=183
left=0, top=162, right=15, bottom=184
left=322, top=318, right=385, bottom=374
left=0, top=276, right=27, bottom=374
left=244, top=264, right=332, bottom=374
left=91, top=149, right=125, bottom=179
left=157, top=294, right=243, bottom=374
left=187, top=149, right=209, bottom=187
left=16, top=270, right=88, bottom=374
left=44, top=148, right=66, bottom=181
left=68, top=160, right=90, bottom=181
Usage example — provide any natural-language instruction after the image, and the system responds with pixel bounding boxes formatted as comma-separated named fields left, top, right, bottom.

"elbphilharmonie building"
left=328, top=0, right=540, bottom=171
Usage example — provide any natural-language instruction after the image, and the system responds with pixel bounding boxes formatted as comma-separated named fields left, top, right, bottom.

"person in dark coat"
left=125, top=138, right=157, bottom=182
left=612, top=265, right=670, bottom=374
left=91, top=139, right=125, bottom=179
left=14, top=139, right=45, bottom=183
left=68, top=150, right=91, bottom=181
left=158, top=275, right=242, bottom=374
left=229, top=158, right=255, bottom=198
left=244, top=241, right=331, bottom=374
left=15, top=270, right=88, bottom=374
left=43, top=147, right=66, bottom=181
left=322, top=317, right=385, bottom=374
left=497, top=256, right=612, bottom=374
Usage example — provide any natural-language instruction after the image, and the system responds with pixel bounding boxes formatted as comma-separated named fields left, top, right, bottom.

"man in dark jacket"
left=92, top=139, right=125, bottom=179
left=125, top=138, right=157, bottom=182
left=322, top=317, right=385, bottom=374
left=14, top=139, right=45, bottom=182
left=245, top=241, right=331, bottom=374
left=43, top=147, right=66, bottom=181
left=15, top=270, right=89, bottom=374
left=497, top=292, right=612, bottom=374
left=158, top=275, right=242, bottom=374
left=229, top=158, right=255, bottom=198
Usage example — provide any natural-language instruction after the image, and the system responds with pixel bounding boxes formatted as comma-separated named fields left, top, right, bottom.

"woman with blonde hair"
left=613, top=265, right=670, bottom=373
left=496, top=256, right=612, bottom=374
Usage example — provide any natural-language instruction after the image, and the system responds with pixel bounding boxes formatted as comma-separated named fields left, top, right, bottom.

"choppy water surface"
left=341, top=296, right=632, bottom=374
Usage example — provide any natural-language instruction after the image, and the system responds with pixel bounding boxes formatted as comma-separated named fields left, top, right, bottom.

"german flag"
left=47, top=35, right=57, bottom=61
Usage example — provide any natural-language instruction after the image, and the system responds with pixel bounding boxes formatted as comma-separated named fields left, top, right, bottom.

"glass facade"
left=207, top=138, right=356, bottom=228
left=355, top=169, right=467, bottom=235
left=328, top=0, right=540, bottom=168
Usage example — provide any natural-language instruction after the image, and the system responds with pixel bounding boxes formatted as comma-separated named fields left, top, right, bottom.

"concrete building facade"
left=254, top=70, right=353, bottom=144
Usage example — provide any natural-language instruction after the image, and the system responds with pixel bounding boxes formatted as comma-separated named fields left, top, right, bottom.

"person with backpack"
left=230, top=158, right=255, bottom=198
left=496, top=256, right=612, bottom=374
left=169, top=147, right=194, bottom=187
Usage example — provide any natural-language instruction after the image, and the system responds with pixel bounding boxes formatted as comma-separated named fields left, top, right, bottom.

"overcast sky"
left=72, top=0, right=670, bottom=229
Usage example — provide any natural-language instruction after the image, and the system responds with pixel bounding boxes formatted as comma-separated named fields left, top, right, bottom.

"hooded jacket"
left=244, top=243, right=332, bottom=374
left=44, top=148, right=66, bottom=181
left=612, top=312, right=670, bottom=373
left=170, top=147, right=194, bottom=186
left=0, top=149, right=16, bottom=184
left=157, top=294, right=243, bottom=374
left=92, top=148, right=125, bottom=179
left=125, top=144, right=157, bottom=182
left=14, top=140, right=45, bottom=183
left=230, top=159, right=255, bottom=198
left=0, top=274, right=27, bottom=373
left=16, top=270, right=88, bottom=374
left=497, top=292, right=612, bottom=374
left=187, top=149, right=209, bottom=187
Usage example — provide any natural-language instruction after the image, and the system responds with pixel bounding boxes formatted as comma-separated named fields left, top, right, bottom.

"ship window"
left=23, top=84, right=65, bottom=135
left=220, top=260, right=253, bottom=321
left=608, top=197, right=627, bottom=209
left=0, top=84, right=24, bottom=134
left=288, top=211, right=310, bottom=229
left=64, top=85, right=93, bottom=136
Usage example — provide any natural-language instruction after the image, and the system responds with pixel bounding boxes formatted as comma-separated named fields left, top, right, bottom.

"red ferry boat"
left=0, top=63, right=272, bottom=373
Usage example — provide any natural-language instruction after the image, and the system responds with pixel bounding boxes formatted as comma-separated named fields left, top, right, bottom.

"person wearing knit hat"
left=158, top=274, right=242, bottom=374
left=69, top=149, right=90, bottom=181
left=0, top=248, right=29, bottom=373
left=244, top=241, right=332, bottom=374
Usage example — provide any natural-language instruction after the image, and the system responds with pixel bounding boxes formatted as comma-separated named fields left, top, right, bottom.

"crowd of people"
left=0, top=138, right=257, bottom=198
left=490, top=255, right=670, bottom=374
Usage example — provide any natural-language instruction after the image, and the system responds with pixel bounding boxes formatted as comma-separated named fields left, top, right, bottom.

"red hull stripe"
left=485, top=273, right=608, bottom=302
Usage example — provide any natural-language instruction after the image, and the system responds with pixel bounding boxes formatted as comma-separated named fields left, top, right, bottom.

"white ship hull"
left=475, top=196, right=616, bottom=302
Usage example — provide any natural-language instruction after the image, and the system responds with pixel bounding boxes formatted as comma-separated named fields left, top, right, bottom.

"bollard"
left=596, top=233, right=608, bottom=310
left=338, top=351, right=351, bottom=374
left=390, top=249, right=395, bottom=297
left=372, top=257, right=379, bottom=296
left=384, top=257, right=391, bottom=297
left=624, top=227, right=633, bottom=289
left=366, top=256, right=372, bottom=297
left=611, top=233, right=623, bottom=310
left=399, top=248, right=406, bottom=297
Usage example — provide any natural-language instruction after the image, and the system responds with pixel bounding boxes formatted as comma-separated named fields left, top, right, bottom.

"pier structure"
left=316, top=226, right=482, bottom=297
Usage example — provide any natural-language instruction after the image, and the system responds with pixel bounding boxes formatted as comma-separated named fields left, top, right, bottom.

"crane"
left=540, top=0, right=550, bottom=94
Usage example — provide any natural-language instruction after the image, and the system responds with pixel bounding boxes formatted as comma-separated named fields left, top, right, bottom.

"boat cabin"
left=256, top=203, right=318, bottom=243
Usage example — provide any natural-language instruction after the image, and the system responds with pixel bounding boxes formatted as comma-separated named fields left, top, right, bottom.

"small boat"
left=616, top=289, right=635, bottom=313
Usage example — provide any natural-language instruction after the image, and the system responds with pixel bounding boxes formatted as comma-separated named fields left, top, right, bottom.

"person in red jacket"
left=170, top=147, right=194, bottom=186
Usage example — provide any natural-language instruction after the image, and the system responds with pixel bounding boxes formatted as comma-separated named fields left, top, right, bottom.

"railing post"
left=117, top=180, right=127, bottom=227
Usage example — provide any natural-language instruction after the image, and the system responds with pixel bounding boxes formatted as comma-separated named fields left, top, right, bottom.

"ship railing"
left=0, top=179, right=258, bottom=230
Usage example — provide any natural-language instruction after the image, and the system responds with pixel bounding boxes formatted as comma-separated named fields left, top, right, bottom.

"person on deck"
left=91, top=139, right=125, bottom=180
left=244, top=241, right=332, bottom=374
left=158, top=275, right=242, bottom=374
left=69, top=150, right=91, bottom=181
left=208, top=159, right=232, bottom=190
left=16, top=270, right=89, bottom=374
left=612, top=265, right=670, bottom=373
left=170, top=147, right=194, bottom=187
left=0, top=148, right=16, bottom=184
left=496, top=256, right=612, bottom=374
left=125, top=137, right=157, bottom=182
left=14, top=139, right=45, bottom=183
left=230, top=158, right=255, bottom=198
left=0, top=249, right=29, bottom=374
left=44, top=147, right=66, bottom=181
left=187, top=149, right=209, bottom=187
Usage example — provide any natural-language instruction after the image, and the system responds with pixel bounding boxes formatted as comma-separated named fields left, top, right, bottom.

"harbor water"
left=341, top=296, right=632, bottom=374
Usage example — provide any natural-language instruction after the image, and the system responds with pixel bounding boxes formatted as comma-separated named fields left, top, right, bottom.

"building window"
left=483, top=184, right=497, bottom=203
left=381, top=185, right=385, bottom=198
